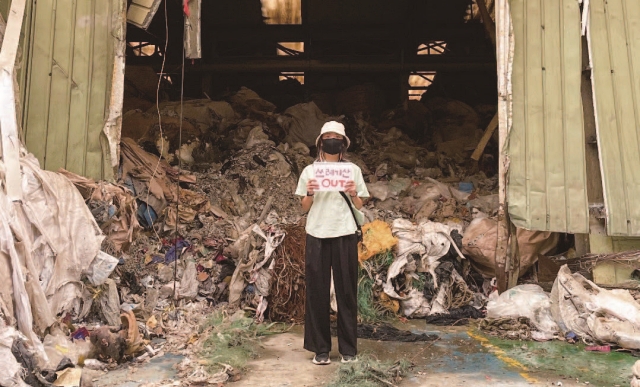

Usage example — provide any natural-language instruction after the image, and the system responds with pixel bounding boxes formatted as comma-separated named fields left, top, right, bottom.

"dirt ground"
left=94, top=320, right=634, bottom=387
left=237, top=323, right=591, bottom=387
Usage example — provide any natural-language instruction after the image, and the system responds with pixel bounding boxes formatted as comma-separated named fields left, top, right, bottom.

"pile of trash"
left=105, top=86, right=516, bottom=324
left=478, top=265, right=640, bottom=352
left=4, top=82, right=579, bottom=385
left=0, top=147, right=151, bottom=386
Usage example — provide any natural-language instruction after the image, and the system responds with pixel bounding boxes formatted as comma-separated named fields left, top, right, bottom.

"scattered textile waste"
left=331, top=322, right=438, bottom=342
left=425, top=305, right=485, bottom=326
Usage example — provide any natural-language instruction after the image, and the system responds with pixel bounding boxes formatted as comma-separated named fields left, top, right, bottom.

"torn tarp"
left=0, top=151, right=104, bottom=364
left=551, top=265, right=640, bottom=349
left=0, top=326, right=28, bottom=387
left=392, top=219, right=465, bottom=289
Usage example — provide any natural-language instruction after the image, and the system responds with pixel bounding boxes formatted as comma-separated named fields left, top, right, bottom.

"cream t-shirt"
left=295, top=162, right=369, bottom=238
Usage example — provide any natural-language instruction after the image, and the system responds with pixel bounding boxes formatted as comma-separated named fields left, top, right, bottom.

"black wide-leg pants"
left=303, top=233, right=358, bottom=356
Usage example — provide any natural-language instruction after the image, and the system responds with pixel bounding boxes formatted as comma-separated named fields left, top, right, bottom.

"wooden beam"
left=579, top=34, right=608, bottom=253
left=185, top=57, right=496, bottom=73
left=476, top=0, right=496, bottom=48
left=495, top=0, right=514, bottom=292
left=101, top=0, right=127, bottom=178
left=193, top=24, right=488, bottom=43
left=471, top=112, right=499, bottom=161
left=184, top=0, right=201, bottom=59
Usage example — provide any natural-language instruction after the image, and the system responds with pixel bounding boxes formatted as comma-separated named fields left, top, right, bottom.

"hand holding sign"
left=344, top=180, right=357, bottom=197
left=313, top=162, right=354, bottom=192
left=306, top=178, right=319, bottom=195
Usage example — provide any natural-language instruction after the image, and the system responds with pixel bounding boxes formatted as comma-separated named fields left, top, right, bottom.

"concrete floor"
left=93, top=321, right=636, bottom=387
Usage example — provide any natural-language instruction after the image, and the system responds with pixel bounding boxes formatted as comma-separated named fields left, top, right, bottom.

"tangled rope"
left=267, top=225, right=306, bottom=323
left=445, top=272, right=475, bottom=310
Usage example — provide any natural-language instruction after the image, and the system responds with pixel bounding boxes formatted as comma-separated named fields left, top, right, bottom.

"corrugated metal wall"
left=588, top=0, right=640, bottom=236
left=507, top=0, right=589, bottom=233
left=21, top=0, right=125, bottom=180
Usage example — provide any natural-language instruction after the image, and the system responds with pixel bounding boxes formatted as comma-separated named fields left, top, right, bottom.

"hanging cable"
left=146, top=0, right=170, bottom=244
left=172, top=28, right=186, bottom=303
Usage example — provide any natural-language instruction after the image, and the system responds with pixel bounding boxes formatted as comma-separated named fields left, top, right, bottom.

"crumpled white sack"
left=0, top=326, right=28, bottom=387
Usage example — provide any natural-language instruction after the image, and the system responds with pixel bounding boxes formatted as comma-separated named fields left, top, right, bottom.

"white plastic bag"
left=0, top=327, right=28, bottom=387
left=85, top=251, right=119, bottom=286
left=366, top=181, right=390, bottom=201
left=486, top=284, right=559, bottom=339
left=632, top=360, right=640, bottom=387
left=179, top=261, right=198, bottom=300
left=400, top=289, right=431, bottom=317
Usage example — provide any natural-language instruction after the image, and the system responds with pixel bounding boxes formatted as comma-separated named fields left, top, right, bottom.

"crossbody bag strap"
left=339, top=191, right=362, bottom=233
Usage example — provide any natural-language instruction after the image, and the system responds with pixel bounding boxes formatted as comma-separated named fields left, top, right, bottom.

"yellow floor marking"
left=467, top=330, right=539, bottom=384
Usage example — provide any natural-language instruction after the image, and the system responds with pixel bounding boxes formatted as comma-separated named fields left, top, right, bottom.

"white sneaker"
left=341, top=355, right=358, bottom=363
left=312, top=353, right=331, bottom=365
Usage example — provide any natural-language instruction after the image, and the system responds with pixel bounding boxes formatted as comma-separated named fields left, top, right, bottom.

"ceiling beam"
left=184, top=56, right=495, bottom=73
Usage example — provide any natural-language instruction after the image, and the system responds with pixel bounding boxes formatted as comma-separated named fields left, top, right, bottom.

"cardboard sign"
left=313, top=162, right=353, bottom=191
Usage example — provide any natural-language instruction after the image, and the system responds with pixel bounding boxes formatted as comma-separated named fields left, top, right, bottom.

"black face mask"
left=322, top=138, right=344, bottom=155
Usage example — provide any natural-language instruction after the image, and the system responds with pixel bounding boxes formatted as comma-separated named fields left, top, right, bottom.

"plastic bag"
left=99, top=279, right=121, bottom=326
left=632, top=360, right=640, bottom=387
left=467, top=194, right=499, bottom=214
left=551, top=265, right=640, bottom=349
left=179, top=261, right=198, bottom=300
left=486, top=284, right=559, bottom=338
left=244, top=126, right=275, bottom=149
left=400, top=289, right=431, bottom=318
left=388, top=178, right=412, bottom=198
left=358, top=220, right=398, bottom=262
left=43, top=333, right=84, bottom=368
left=425, top=177, right=470, bottom=202
left=0, top=327, right=28, bottom=387
left=366, top=181, right=390, bottom=201
left=85, top=251, right=119, bottom=286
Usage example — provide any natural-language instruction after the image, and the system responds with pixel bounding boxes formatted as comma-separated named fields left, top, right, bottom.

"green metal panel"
left=22, top=0, right=124, bottom=180
left=588, top=0, right=640, bottom=236
left=507, top=0, right=589, bottom=233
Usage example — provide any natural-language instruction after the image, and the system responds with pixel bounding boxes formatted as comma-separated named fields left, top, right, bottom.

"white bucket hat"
left=315, top=121, right=351, bottom=149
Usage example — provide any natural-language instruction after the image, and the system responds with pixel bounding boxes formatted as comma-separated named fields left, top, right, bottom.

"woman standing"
left=295, top=121, right=369, bottom=365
